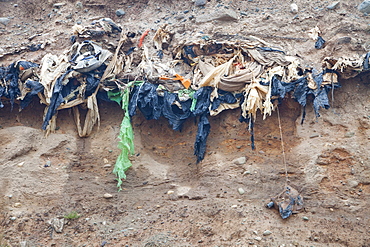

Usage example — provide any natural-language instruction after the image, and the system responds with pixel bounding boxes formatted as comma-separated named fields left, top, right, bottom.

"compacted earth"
left=0, top=0, right=370, bottom=246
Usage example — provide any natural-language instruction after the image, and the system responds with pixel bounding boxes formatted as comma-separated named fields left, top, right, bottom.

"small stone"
left=259, top=150, right=265, bottom=154
left=231, top=205, right=238, bottom=208
left=195, top=0, right=206, bottom=7
left=290, top=3, right=298, bottom=13
left=253, top=230, right=258, bottom=235
left=238, top=188, right=245, bottom=195
left=13, top=4, right=18, bottom=7
left=348, top=180, right=359, bottom=188
left=19, top=241, right=28, bottom=247
left=17, top=162, right=24, bottom=167
left=254, top=237, right=262, bottom=241
left=137, top=206, right=143, bottom=209
left=53, top=2, right=66, bottom=8
left=14, top=202, right=22, bottom=208
left=156, top=205, right=161, bottom=208
left=233, top=157, right=246, bottom=165
left=45, top=160, right=51, bottom=167
left=344, top=132, right=355, bottom=138
left=330, top=208, right=334, bottom=211
left=103, top=193, right=113, bottom=199
left=167, top=190, right=175, bottom=194
left=0, top=17, right=10, bottom=26
left=327, top=1, right=340, bottom=10
left=236, top=145, right=242, bottom=149
left=103, top=158, right=109, bottom=164
left=302, top=216, right=309, bottom=221
left=10, top=216, right=17, bottom=221
left=116, top=9, right=125, bottom=17
left=243, top=170, right=251, bottom=175
left=103, top=164, right=112, bottom=168
left=358, top=0, right=370, bottom=13
left=8, top=195, right=12, bottom=198
left=263, top=230, right=272, bottom=236
left=75, top=1, right=83, bottom=9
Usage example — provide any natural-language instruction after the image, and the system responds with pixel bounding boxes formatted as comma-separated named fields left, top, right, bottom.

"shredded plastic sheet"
left=109, top=87, right=135, bottom=190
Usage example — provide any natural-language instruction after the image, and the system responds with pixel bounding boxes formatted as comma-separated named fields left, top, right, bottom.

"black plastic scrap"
left=266, top=186, right=304, bottom=219
left=0, top=61, right=38, bottom=109
left=315, top=36, right=326, bottom=49
left=129, top=82, right=162, bottom=120
left=211, top=89, right=237, bottom=111
left=128, top=83, right=213, bottom=162
left=192, top=87, right=212, bottom=163
left=42, top=69, right=73, bottom=130
left=20, top=80, right=44, bottom=109
left=364, top=52, right=370, bottom=70
left=194, top=112, right=210, bottom=163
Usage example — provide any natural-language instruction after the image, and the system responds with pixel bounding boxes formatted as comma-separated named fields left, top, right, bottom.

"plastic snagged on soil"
left=0, top=21, right=369, bottom=186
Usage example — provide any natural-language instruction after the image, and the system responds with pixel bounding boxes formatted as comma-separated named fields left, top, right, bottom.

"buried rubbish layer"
left=1, top=23, right=370, bottom=185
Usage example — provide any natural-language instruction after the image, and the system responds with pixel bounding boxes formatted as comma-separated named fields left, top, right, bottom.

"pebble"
left=0, top=17, right=10, bottom=26
left=243, top=170, right=251, bottom=175
left=233, top=157, right=246, bottom=165
left=53, top=2, right=66, bottom=8
left=254, top=237, right=262, bottom=241
left=45, top=160, right=51, bottom=167
left=103, top=164, right=112, bottom=168
left=358, top=0, right=370, bottom=13
left=116, top=9, right=125, bottom=17
left=327, top=1, right=340, bottom=10
left=8, top=195, right=12, bottom=198
left=167, top=190, right=175, bottom=194
left=290, top=3, right=298, bottom=13
left=103, top=193, right=113, bottom=199
left=303, top=216, right=309, bottom=221
left=231, top=205, right=238, bottom=208
left=238, top=188, right=245, bottom=195
left=75, top=1, right=83, bottom=9
left=348, top=180, right=359, bottom=188
left=14, top=202, right=22, bottom=208
left=10, top=216, right=17, bottom=221
left=17, top=162, right=24, bottom=167
left=13, top=4, right=18, bottom=7
left=263, top=230, right=272, bottom=236
left=195, top=0, right=206, bottom=6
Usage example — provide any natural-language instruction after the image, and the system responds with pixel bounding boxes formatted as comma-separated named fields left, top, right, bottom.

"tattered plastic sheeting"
left=2, top=21, right=370, bottom=187
left=72, top=18, right=122, bottom=39
left=70, top=41, right=112, bottom=73
left=0, top=61, right=39, bottom=109
left=323, top=54, right=368, bottom=79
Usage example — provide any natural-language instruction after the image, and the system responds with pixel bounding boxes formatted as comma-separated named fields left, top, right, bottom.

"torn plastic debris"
left=315, top=36, right=326, bottom=49
left=266, top=186, right=304, bottom=219
left=308, top=26, right=326, bottom=49
left=73, top=18, right=122, bottom=38
left=70, top=41, right=112, bottom=73
left=0, top=61, right=39, bottom=109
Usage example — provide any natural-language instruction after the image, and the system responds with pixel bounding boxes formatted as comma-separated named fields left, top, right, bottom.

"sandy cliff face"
left=0, top=0, right=369, bottom=246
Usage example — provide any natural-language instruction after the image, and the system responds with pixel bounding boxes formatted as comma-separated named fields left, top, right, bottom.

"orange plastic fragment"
left=158, top=74, right=191, bottom=89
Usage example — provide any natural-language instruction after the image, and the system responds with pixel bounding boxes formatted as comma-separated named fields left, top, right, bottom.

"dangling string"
left=276, top=105, right=289, bottom=186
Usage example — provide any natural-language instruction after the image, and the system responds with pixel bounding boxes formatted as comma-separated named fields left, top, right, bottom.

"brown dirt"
left=1, top=0, right=370, bottom=246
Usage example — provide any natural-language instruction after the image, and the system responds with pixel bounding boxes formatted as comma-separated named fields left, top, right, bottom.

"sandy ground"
left=1, top=0, right=370, bottom=246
